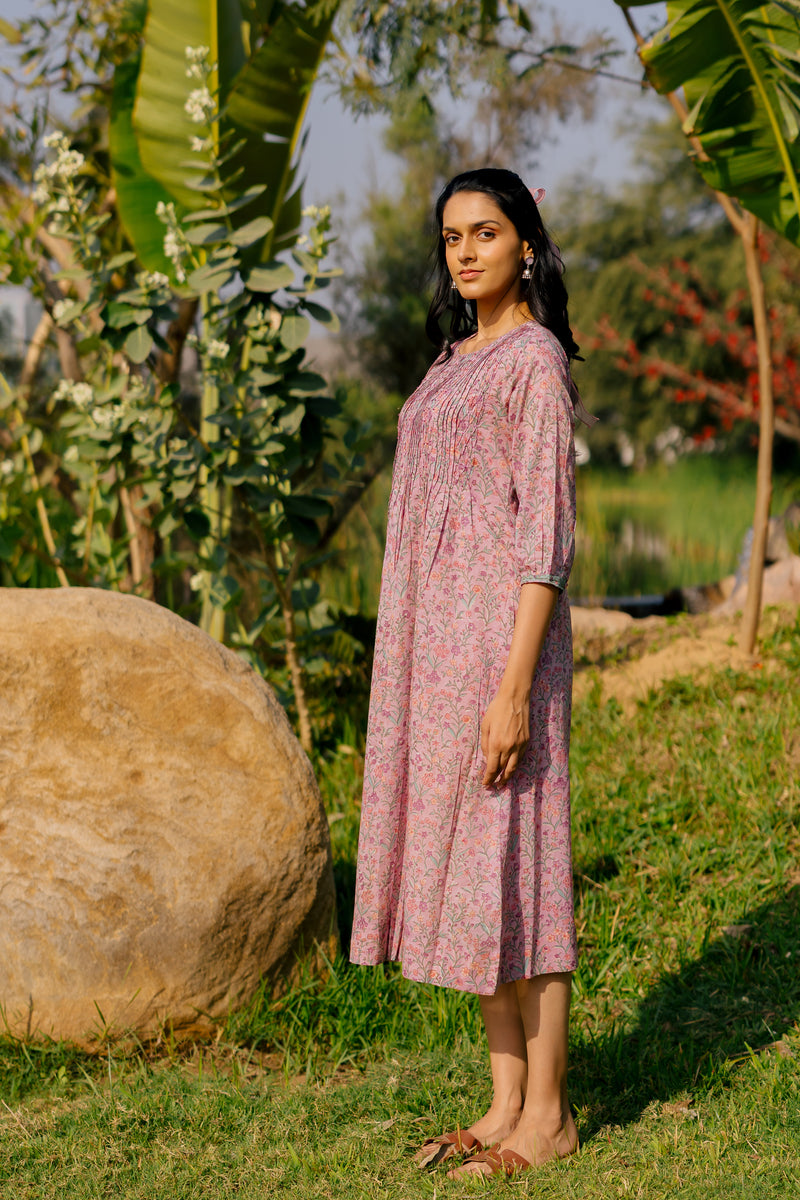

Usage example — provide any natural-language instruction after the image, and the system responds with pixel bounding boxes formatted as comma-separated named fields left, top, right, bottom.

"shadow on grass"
left=571, top=884, right=800, bottom=1136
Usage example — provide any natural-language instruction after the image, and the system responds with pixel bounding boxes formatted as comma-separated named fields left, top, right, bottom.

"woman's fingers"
left=500, top=751, right=520, bottom=783
left=483, top=743, right=524, bottom=786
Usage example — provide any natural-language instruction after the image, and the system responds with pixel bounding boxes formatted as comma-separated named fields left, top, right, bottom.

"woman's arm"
left=481, top=581, right=558, bottom=786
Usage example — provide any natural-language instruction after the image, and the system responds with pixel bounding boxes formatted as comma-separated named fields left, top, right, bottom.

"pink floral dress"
left=350, top=322, right=578, bottom=994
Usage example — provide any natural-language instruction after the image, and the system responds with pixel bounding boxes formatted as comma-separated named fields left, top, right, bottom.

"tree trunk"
left=739, top=214, right=775, bottom=655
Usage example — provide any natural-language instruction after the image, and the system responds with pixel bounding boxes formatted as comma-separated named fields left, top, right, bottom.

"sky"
left=301, top=1, right=668, bottom=212
left=1, top=0, right=668, bottom=336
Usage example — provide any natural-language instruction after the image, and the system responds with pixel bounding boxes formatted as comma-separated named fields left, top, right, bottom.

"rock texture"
left=714, top=555, right=800, bottom=616
left=0, top=588, right=336, bottom=1046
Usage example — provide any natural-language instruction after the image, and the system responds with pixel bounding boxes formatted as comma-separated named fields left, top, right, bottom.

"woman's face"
left=442, top=191, right=529, bottom=306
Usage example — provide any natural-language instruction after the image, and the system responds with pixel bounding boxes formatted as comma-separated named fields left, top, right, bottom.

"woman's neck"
left=471, top=297, right=534, bottom=346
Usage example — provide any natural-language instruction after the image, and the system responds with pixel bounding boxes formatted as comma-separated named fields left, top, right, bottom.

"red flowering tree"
left=586, top=236, right=800, bottom=448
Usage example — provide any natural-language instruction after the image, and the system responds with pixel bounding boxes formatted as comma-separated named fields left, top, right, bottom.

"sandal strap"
left=471, top=1147, right=532, bottom=1176
left=422, top=1129, right=482, bottom=1154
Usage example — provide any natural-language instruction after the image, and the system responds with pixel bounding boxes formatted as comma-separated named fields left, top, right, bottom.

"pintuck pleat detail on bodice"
left=350, top=322, right=579, bottom=995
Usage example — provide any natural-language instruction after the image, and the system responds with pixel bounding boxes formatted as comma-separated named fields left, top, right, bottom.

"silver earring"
left=522, top=255, right=534, bottom=281
left=450, top=278, right=458, bottom=291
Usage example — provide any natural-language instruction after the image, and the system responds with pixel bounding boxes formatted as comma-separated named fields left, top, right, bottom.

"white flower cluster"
left=53, top=379, right=93, bottom=409
left=136, top=270, right=171, bottom=291
left=90, top=404, right=125, bottom=428
left=190, top=135, right=213, bottom=154
left=185, top=87, right=215, bottom=125
left=301, top=204, right=331, bottom=222
left=0, top=457, right=15, bottom=478
left=52, top=299, right=71, bottom=323
left=185, top=45, right=212, bottom=79
left=206, top=338, right=229, bottom=361
left=156, top=200, right=188, bottom=283
left=32, top=132, right=86, bottom=204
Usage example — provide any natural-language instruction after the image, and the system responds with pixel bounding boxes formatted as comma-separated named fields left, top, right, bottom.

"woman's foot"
left=413, top=1100, right=522, bottom=1168
left=446, top=1106, right=578, bottom=1178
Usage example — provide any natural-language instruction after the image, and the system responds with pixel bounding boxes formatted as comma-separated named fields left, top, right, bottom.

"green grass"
left=572, top=456, right=799, bottom=599
left=2, top=612, right=799, bottom=1197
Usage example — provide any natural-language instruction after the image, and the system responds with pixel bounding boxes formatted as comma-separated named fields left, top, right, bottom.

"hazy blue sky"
left=301, top=1, right=667, bottom=211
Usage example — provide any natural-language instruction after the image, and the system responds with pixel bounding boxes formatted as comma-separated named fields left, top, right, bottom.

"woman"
left=350, top=167, right=590, bottom=1179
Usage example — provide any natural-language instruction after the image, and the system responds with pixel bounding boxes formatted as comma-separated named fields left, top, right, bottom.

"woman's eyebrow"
left=442, top=219, right=502, bottom=232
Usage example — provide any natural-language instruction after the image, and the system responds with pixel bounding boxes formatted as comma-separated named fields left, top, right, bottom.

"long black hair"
left=425, top=168, right=580, bottom=363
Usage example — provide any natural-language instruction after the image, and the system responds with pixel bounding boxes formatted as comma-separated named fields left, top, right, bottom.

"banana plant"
left=110, top=0, right=338, bottom=269
left=617, top=1, right=800, bottom=244
left=617, top=1, right=800, bottom=655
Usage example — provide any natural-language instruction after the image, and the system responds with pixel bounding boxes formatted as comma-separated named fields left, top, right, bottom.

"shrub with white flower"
left=185, top=87, right=215, bottom=125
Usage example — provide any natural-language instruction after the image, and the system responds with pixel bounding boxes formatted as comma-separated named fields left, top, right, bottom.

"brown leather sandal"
left=454, top=1146, right=532, bottom=1177
left=414, top=1128, right=484, bottom=1168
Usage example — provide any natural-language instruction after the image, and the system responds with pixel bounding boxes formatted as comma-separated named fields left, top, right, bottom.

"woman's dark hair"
left=425, top=167, right=580, bottom=362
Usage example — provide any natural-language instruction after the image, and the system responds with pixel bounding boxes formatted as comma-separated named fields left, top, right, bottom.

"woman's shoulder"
left=507, top=321, right=569, bottom=370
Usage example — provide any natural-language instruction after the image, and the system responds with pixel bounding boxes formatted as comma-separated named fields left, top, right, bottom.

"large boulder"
left=0, top=588, right=337, bottom=1046
left=714, top=555, right=800, bottom=616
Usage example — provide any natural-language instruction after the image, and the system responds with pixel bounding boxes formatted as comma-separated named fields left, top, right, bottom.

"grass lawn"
left=1, top=611, right=799, bottom=1198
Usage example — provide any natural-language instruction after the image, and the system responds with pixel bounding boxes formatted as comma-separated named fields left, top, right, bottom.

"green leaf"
left=209, top=573, right=243, bottom=609
left=132, top=0, right=247, bottom=210
left=104, top=302, right=154, bottom=329
left=107, top=252, right=138, bottom=271
left=184, top=222, right=231, bottom=246
left=618, top=0, right=800, bottom=244
left=288, top=370, right=326, bottom=393
left=304, top=300, right=340, bottom=331
left=184, top=507, right=211, bottom=538
left=0, top=17, right=22, bottom=43
left=109, top=52, right=176, bottom=274
left=128, top=0, right=336, bottom=258
left=170, top=478, right=195, bottom=500
left=229, top=216, right=274, bottom=246
left=283, top=494, right=331, bottom=518
left=246, top=262, right=295, bottom=291
left=279, top=312, right=310, bottom=350
left=181, top=186, right=267, bottom=222
left=125, top=325, right=154, bottom=362
left=0, top=522, right=23, bottom=559
left=185, top=262, right=236, bottom=292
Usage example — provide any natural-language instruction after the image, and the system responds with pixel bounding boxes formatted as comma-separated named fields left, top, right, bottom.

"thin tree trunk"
left=119, top=484, right=144, bottom=587
left=280, top=590, right=314, bottom=755
left=156, top=297, right=199, bottom=383
left=739, top=214, right=775, bottom=653
left=14, top=309, right=70, bottom=586
left=262, top=544, right=313, bottom=754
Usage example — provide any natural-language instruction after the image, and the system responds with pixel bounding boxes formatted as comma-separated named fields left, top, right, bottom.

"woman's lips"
left=459, top=269, right=482, bottom=279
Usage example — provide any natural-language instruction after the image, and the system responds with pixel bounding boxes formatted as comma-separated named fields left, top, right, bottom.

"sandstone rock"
left=714, top=555, right=800, bottom=616
left=570, top=605, right=634, bottom=636
left=0, top=588, right=336, bottom=1046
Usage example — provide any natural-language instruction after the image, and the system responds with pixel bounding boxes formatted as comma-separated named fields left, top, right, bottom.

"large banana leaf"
left=133, top=0, right=247, bottom=210
left=110, top=0, right=336, bottom=264
left=616, top=1, right=800, bottom=244
left=225, top=2, right=335, bottom=256
left=109, top=54, right=177, bottom=272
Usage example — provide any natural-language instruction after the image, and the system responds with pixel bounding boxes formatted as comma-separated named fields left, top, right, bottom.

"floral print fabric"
left=350, top=322, right=578, bottom=994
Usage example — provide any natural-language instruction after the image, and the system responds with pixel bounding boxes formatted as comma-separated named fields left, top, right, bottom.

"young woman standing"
left=350, top=167, right=591, bottom=1179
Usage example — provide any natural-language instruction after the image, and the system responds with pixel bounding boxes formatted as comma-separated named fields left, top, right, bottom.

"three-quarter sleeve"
left=508, top=336, right=576, bottom=591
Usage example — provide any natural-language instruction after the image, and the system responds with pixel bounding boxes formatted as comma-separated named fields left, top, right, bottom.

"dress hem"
left=349, top=953, right=579, bottom=996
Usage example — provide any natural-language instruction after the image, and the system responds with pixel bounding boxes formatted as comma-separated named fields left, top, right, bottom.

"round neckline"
left=455, top=321, right=536, bottom=358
